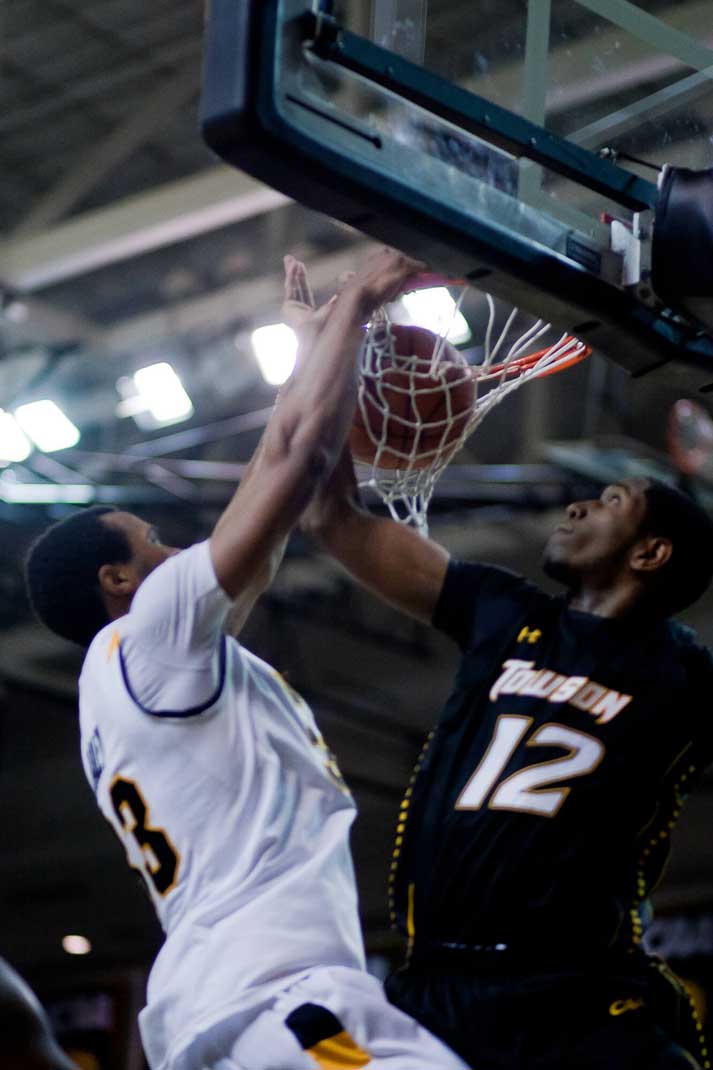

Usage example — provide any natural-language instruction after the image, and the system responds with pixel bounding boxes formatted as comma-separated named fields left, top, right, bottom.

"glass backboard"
left=202, top=0, right=713, bottom=384
left=341, top=0, right=712, bottom=230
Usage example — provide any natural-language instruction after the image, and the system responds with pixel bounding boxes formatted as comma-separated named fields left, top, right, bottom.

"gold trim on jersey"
left=406, top=883, right=416, bottom=943
left=106, top=629, right=120, bottom=662
left=629, top=743, right=697, bottom=953
left=387, top=730, right=434, bottom=951
left=651, top=959, right=711, bottom=1070
left=305, top=1031, right=371, bottom=1069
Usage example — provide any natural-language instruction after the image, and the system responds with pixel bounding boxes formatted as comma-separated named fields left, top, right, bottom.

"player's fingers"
left=283, top=256, right=315, bottom=309
left=284, top=256, right=315, bottom=309
left=281, top=299, right=314, bottom=330
left=372, top=250, right=429, bottom=306
left=298, top=264, right=315, bottom=310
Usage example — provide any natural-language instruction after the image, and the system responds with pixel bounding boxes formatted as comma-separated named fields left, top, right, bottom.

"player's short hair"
left=25, top=506, right=132, bottom=647
left=640, top=480, right=713, bottom=615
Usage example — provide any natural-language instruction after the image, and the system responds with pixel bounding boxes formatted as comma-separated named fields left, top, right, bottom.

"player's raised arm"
left=301, top=446, right=450, bottom=625
left=209, top=247, right=425, bottom=603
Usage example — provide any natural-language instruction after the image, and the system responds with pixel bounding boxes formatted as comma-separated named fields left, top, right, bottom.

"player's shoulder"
left=130, top=540, right=214, bottom=610
left=435, top=558, right=547, bottom=648
left=441, top=558, right=547, bottom=610
left=81, top=619, right=122, bottom=677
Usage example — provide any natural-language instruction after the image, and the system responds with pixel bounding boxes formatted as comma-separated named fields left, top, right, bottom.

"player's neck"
left=567, top=582, right=644, bottom=619
left=102, top=590, right=134, bottom=622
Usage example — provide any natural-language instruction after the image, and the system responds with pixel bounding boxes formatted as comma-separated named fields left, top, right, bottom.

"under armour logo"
left=517, top=626, right=542, bottom=644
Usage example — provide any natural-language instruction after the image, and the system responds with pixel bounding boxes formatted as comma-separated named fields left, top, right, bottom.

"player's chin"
left=542, top=543, right=577, bottom=585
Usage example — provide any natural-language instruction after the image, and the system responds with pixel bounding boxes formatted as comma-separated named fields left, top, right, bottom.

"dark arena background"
left=3, top=1, right=713, bottom=1066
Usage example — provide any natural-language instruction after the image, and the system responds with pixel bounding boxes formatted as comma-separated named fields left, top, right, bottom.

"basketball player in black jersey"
left=300, top=425, right=713, bottom=1069
left=1, top=957, right=76, bottom=1070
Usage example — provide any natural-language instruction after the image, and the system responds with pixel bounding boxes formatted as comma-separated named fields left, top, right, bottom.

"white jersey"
left=78, top=541, right=365, bottom=1070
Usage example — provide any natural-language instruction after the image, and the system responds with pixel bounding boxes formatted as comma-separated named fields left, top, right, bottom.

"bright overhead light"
left=3, top=299, right=28, bottom=323
left=62, top=934, right=92, bottom=956
left=133, top=362, right=193, bottom=424
left=14, top=400, right=80, bottom=452
left=0, top=476, right=94, bottom=504
left=116, top=362, right=193, bottom=428
left=0, top=411, right=32, bottom=464
left=251, top=323, right=298, bottom=386
left=399, top=287, right=471, bottom=345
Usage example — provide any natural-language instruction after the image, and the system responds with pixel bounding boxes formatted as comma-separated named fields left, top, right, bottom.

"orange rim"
left=401, top=272, right=468, bottom=293
left=484, top=336, right=591, bottom=379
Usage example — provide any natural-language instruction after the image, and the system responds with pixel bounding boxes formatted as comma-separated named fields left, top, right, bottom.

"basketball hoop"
left=353, top=280, right=591, bottom=535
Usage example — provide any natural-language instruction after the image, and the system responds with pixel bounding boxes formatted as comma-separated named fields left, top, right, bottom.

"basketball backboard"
left=202, top=0, right=713, bottom=383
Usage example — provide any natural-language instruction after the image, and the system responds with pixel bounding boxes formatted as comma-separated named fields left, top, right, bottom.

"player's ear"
left=630, top=535, right=672, bottom=574
left=98, top=562, right=138, bottom=597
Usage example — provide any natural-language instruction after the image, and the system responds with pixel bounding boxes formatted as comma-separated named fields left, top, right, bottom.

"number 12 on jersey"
left=455, top=715, right=605, bottom=817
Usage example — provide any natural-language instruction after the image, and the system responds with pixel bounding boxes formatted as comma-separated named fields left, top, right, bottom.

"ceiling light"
left=399, top=287, right=472, bottom=345
left=251, top=324, right=298, bottom=386
left=0, top=411, right=32, bottom=464
left=0, top=476, right=94, bottom=504
left=14, top=400, right=80, bottom=452
left=3, top=299, right=28, bottom=323
left=129, top=362, right=194, bottom=427
left=62, top=934, right=92, bottom=956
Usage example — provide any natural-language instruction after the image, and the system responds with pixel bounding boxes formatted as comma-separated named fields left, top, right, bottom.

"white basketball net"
left=355, top=286, right=589, bottom=536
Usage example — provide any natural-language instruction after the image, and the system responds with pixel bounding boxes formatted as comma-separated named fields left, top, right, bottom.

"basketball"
left=350, top=323, right=476, bottom=469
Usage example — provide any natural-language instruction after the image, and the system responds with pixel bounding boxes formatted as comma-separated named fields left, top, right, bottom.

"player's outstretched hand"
left=282, top=247, right=427, bottom=347
left=341, top=246, right=426, bottom=321
left=282, top=255, right=337, bottom=358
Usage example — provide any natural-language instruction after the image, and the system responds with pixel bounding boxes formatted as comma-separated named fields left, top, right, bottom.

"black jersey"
left=391, top=560, right=713, bottom=958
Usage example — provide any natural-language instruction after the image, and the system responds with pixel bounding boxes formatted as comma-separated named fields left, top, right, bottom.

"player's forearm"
left=274, top=287, right=365, bottom=473
left=210, top=296, right=365, bottom=601
left=310, top=502, right=450, bottom=625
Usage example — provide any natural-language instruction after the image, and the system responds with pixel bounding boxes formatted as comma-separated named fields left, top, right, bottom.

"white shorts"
left=216, top=965, right=469, bottom=1070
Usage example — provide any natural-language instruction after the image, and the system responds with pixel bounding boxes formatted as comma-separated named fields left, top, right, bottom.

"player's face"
left=542, top=478, right=651, bottom=587
left=101, top=511, right=179, bottom=582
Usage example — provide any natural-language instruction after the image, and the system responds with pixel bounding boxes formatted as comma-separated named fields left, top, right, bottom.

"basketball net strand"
left=355, top=286, right=589, bottom=537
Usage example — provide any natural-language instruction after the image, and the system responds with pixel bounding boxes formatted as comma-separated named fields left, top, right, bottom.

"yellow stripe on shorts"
left=305, top=1029, right=371, bottom=1069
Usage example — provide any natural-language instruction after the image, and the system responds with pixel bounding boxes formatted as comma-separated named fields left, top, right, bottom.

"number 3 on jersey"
left=110, top=777, right=179, bottom=895
left=455, top=715, right=605, bottom=817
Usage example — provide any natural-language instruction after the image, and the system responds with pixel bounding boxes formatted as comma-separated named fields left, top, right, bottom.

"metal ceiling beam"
left=576, top=0, right=713, bottom=72
left=1, top=167, right=291, bottom=291
left=0, top=295, right=97, bottom=347
left=572, top=63, right=713, bottom=150
left=100, top=246, right=367, bottom=353
left=459, top=0, right=713, bottom=120
left=12, top=70, right=203, bottom=237
left=0, top=38, right=202, bottom=138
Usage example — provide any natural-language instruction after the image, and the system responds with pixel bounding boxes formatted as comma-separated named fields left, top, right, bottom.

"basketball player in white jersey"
left=25, top=249, right=468, bottom=1070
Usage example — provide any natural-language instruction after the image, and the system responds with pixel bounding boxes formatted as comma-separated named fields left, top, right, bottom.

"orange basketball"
left=350, top=323, right=476, bottom=470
